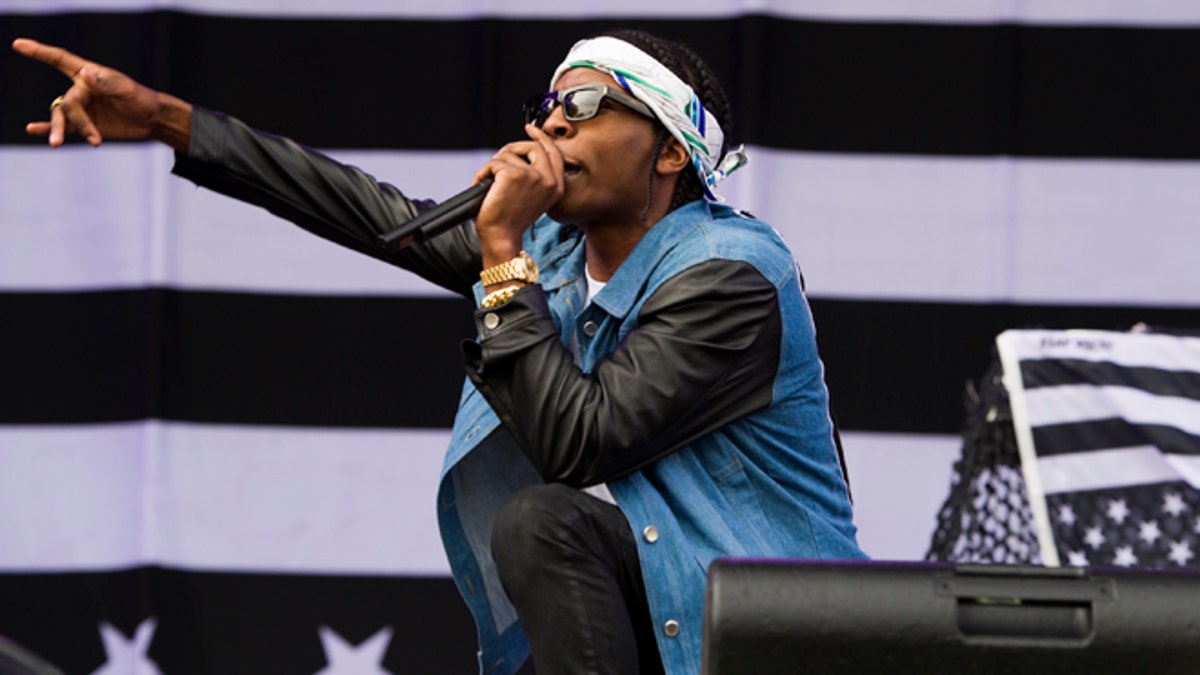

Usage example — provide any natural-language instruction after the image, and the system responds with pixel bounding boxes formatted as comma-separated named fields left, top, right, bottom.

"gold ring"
left=49, top=95, right=65, bottom=112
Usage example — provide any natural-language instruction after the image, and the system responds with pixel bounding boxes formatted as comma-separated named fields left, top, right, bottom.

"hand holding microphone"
left=379, top=124, right=564, bottom=252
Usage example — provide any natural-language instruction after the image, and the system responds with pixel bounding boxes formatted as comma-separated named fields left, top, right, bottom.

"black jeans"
left=491, top=483, right=666, bottom=675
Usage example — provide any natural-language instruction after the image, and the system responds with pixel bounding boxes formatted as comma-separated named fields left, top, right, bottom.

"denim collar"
left=525, top=200, right=716, bottom=319
left=573, top=200, right=713, bottom=320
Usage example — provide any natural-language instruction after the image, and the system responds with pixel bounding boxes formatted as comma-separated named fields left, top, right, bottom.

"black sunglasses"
left=523, top=83, right=655, bottom=128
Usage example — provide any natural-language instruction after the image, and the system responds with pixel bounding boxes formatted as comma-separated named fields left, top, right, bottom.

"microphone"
left=379, top=177, right=494, bottom=250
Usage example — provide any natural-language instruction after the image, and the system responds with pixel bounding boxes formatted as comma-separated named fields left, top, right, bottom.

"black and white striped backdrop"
left=2, top=2, right=1199, bottom=673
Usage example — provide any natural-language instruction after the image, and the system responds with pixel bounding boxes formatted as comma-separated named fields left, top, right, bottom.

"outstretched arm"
left=12, top=38, right=192, bottom=151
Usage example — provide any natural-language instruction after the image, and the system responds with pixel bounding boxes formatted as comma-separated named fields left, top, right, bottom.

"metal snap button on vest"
left=582, top=320, right=599, bottom=337
left=663, top=619, right=680, bottom=637
left=642, top=525, right=659, bottom=543
left=483, top=313, right=501, bottom=330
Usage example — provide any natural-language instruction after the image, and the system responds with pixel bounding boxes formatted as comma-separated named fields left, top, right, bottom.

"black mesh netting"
left=925, top=354, right=1042, bottom=564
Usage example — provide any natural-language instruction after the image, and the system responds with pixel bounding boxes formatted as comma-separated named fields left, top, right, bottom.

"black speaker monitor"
left=703, top=559, right=1200, bottom=674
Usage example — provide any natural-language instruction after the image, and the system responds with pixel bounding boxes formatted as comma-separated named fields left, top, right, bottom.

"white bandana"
left=550, top=36, right=747, bottom=202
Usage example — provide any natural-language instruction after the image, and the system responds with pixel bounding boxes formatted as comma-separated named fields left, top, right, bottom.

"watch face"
left=520, top=252, right=539, bottom=282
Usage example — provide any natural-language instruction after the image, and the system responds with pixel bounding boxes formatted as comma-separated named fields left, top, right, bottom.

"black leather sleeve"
left=463, top=258, right=783, bottom=486
left=171, top=108, right=482, bottom=298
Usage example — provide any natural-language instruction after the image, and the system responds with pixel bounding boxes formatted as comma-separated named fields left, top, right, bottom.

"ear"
left=655, top=136, right=690, bottom=177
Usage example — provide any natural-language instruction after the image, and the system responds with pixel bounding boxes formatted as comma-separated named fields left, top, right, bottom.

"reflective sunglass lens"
left=522, top=86, right=619, bottom=127
left=562, top=89, right=602, bottom=122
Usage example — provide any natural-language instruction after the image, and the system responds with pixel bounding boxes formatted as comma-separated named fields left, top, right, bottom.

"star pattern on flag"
left=1004, top=329, right=1200, bottom=571
left=1163, top=492, right=1188, bottom=517
left=1048, top=482, right=1200, bottom=568
left=91, top=618, right=163, bottom=675
left=1057, top=504, right=1076, bottom=526
left=1138, top=520, right=1162, bottom=545
left=1106, top=498, right=1130, bottom=524
left=1111, top=546, right=1137, bottom=566
left=314, top=625, right=395, bottom=675
left=1168, top=540, right=1194, bottom=566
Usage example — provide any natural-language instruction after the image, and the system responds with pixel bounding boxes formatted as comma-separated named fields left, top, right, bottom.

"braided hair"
left=600, top=29, right=735, bottom=213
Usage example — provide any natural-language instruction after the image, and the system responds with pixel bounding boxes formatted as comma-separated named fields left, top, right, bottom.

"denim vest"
left=437, top=201, right=865, bottom=675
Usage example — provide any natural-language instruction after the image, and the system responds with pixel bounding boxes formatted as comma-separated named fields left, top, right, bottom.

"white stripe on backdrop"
left=4, top=0, right=1200, bottom=25
left=4, top=146, right=1199, bottom=306
left=0, top=424, right=957, bottom=571
left=0, top=423, right=451, bottom=574
left=1023, top=385, right=1200, bottom=432
left=1035, top=446, right=1200, bottom=495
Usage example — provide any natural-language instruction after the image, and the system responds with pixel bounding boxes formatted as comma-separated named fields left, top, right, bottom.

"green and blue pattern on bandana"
left=552, top=37, right=747, bottom=202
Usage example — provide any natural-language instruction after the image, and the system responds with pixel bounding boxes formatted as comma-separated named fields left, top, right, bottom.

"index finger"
left=525, top=124, right=565, bottom=176
left=11, top=38, right=88, bottom=79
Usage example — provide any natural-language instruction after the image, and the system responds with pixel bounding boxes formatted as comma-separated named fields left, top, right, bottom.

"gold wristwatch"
left=480, top=251, right=539, bottom=287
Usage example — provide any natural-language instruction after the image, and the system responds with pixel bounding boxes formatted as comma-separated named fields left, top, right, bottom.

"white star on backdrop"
left=314, top=625, right=395, bottom=675
left=91, top=618, right=162, bottom=675
left=1162, top=492, right=1188, bottom=517
left=1106, top=499, right=1130, bottom=524
left=1057, top=503, right=1076, bottom=526
left=1084, top=526, right=1105, bottom=550
left=1066, top=549, right=1089, bottom=566
left=1112, top=546, right=1138, bottom=567
left=1168, top=540, right=1195, bottom=566
left=1138, top=520, right=1162, bottom=545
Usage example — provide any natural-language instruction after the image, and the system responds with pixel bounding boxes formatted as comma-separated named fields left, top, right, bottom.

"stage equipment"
left=703, top=558, right=1200, bottom=675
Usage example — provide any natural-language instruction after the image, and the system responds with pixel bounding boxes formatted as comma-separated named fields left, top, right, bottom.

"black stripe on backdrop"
left=2, top=289, right=1197, bottom=433
left=1032, top=418, right=1200, bottom=457
left=4, top=12, right=1200, bottom=157
left=1020, top=358, right=1200, bottom=399
left=0, top=290, right=475, bottom=428
left=0, top=569, right=478, bottom=675
left=812, top=299, right=1200, bottom=434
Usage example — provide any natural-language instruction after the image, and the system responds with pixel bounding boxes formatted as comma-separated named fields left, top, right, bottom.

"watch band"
left=480, top=251, right=538, bottom=286
left=480, top=285, right=523, bottom=308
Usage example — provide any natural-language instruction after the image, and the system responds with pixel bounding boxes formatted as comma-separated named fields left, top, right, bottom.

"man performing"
left=13, top=29, right=865, bottom=675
